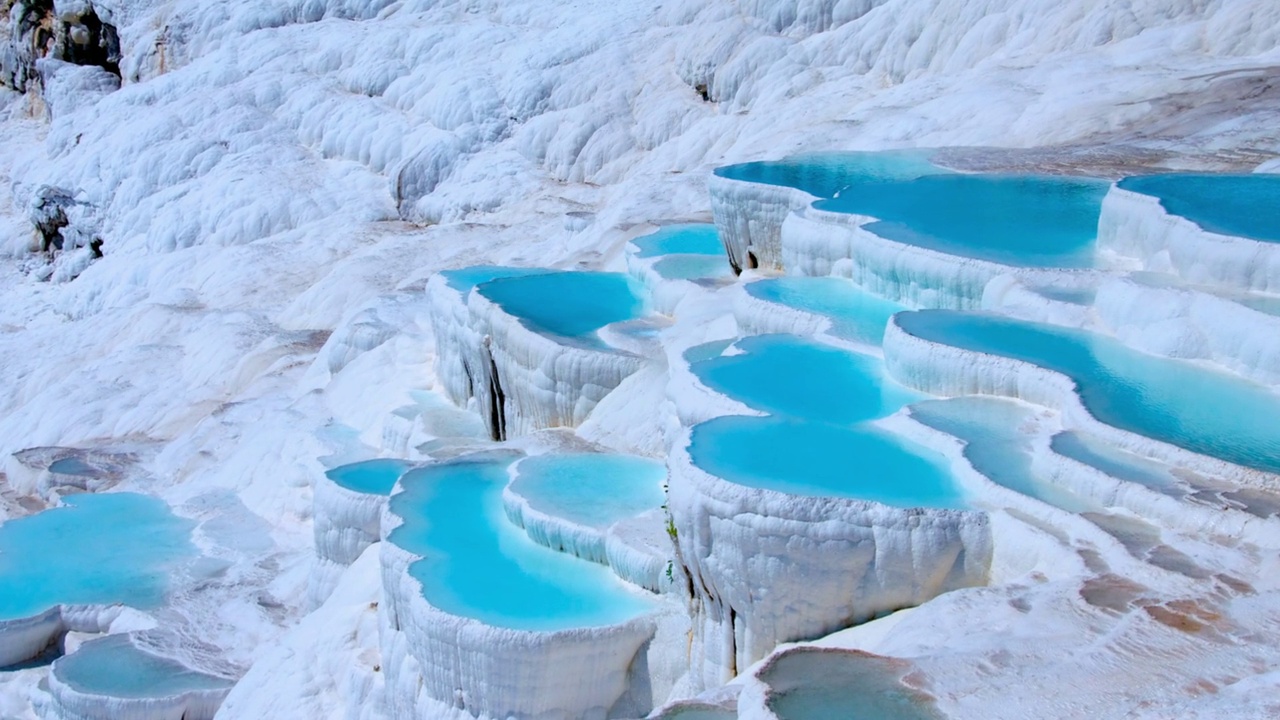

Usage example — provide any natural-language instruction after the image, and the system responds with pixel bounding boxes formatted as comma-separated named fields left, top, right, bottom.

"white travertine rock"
left=666, top=430, right=992, bottom=690
left=882, top=315, right=1280, bottom=490
left=378, top=510, right=667, bottom=720
left=1097, top=186, right=1280, bottom=294
left=708, top=174, right=813, bottom=273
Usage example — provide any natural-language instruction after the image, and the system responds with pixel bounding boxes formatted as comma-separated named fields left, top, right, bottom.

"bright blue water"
left=54, top=635, right=233, bottom=698
left=1051, top=431, right=1183, bottom=497
left=746, top=277, right=905, bottom=345
left=688, top=415, right=963, bottom=507
left=690, top=335, right=919, bottom=424
left=440, top=265, right=549, bottom=292
left=896, top=310, right=1280, bottom=475
left=652, top=255, right=734, bottom=281
left=510, top=454, right=666, bottom=529
left=714, top=150, right=943, bottom=198
left=817, top=174, right=1108, bottom=268
left=47, top=457, right=96, bottom=476
left=388, top=457, right=656, bottom=631
left=0, top=494, right=196, bottom=621
left=912, top=398, right=1096, bottom=513
left=325, top=458, right=414, bottom=496
left=476, top=271, right=647, bottom=344
left=631, top=224, right=724, bottom=258
left=1119, top=174, right=1280, bottom=243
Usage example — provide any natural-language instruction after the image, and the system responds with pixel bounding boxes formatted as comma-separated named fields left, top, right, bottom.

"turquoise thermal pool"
left=387, top=457, right=656, bottom=631
left=631, top=224, right=724, bottom=258
left=509, top=454, right=666, bottom=529
left=0, top=493, right=197, bottom=620
left=817, top=174, right=1109, bottom=268
left=325, top=458, right=414, bottom=495
left=440, top=265, right=549, bottom=292
left=47, top=457, right=97, bottom=476
left=714, top=150, right=943, bottom=198
left=1118, top=174, right=1280, bottom=243
left=652, top=255, right=735, bottom=281
left=476, top=271, right=647, bottom=344
left=746, top=277, right=905, bottom=345
left=912, top=398, right=1096, bottom=513
left=53, top=635, right=233, bottom=698
left=688, top=415, right=964, bottom=507
left=895, top=310, right=1280, bottom=475
left=690, top=334, right=919, bottom=424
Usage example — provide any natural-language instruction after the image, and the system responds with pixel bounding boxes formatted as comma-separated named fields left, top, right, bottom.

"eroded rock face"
left=0, top=0, right=120, bottom=95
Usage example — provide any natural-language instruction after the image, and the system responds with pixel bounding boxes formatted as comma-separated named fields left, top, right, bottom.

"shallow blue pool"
left=912, top=398, right=1096, bottom=512
left=1051, top=431, right=1183, bottom=497
left=746, top=277, right=904, bottom=345
left=388, top=457, right=656, bottom=631
left=818, top=174, right=1108, bottom=268
left=0, top=494, right=197, bottom=621
left=54, top=635, right=233, bottom=698
left=631, top=224, right=724, bottom=258
left=440, top=265, right=549, bottom=292
left=763, top=650, right=945, bottom=720
left=689, top=415, right=963, bottom=507
left=690, top=335, right=919, bottom=425
left=325, top=458, right=414, bottom=495
left=897, top=310, right=1280, bottom=475
left=652, top=255, right=734, bottom=281
left=476, top=271, right=647, bottom=344
left=715, top=150, right=943, bottom=198
left=47, top=457, right=96, bottom=476
left=510, top=454, right=666, bottom=529
left=1119, top=174, right=1280, bottom=243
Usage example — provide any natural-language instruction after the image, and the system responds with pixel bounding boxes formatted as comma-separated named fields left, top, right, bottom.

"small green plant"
left=665, top=561, right=674, bottom=583
left=665, top=515, right=678, bottom=539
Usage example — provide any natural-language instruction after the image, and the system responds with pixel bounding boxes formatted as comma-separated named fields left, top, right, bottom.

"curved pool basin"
left=388, top=457, right=656, bottom=631
left=509, top=454, right=666, bottom=530
left=714, top=150, right=943, bottom=199
left=0, top=493, right=197, bottom=621
left=896, top=310, right=1280, bottom=475
left=1118, top=174, right=1280, bottom=243
left=325, top=458, right=414, bottom=496
left=690, top=334, right=919, bottom=425
left=631, top=224, right=724, bottom=258
left=476, top=271, right=647, bottom=343
left=53, top=634, right=233, bottom=699
left=688, top=415, right=964, bottom=507
left=818, top=174, right=1108, bottom=268
left=746, top=277, right=904, bottom=345
left=439, top=265, right=549, bottom=292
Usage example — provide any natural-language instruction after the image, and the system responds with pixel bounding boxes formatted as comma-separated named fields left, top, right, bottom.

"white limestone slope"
left=3, top=0, right=1280, bottom=718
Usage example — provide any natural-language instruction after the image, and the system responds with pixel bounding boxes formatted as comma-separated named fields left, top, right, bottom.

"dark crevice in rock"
left=485, top=350, right=506, bottom=442
left=1, top=0, right=122, bottom=94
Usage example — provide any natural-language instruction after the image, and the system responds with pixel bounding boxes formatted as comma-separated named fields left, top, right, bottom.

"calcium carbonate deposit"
left=4, top=1, right=1280, bottom=719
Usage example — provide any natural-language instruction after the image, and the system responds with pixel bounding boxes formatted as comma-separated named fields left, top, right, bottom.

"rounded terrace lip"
left=1117, top=174, right=1280, bottom=244
left=53, top=634, right=234, bottom=699
left=894, top=309, right=1280, bottom=475
left=324, top=458, right=414, bottom=495
left=386, top=457, right=657, bottom=632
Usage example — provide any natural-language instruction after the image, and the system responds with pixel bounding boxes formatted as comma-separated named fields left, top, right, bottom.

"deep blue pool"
left=1119, top=174, right=1280, bottom=243
left=631, top=224, right=724, bottom=258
